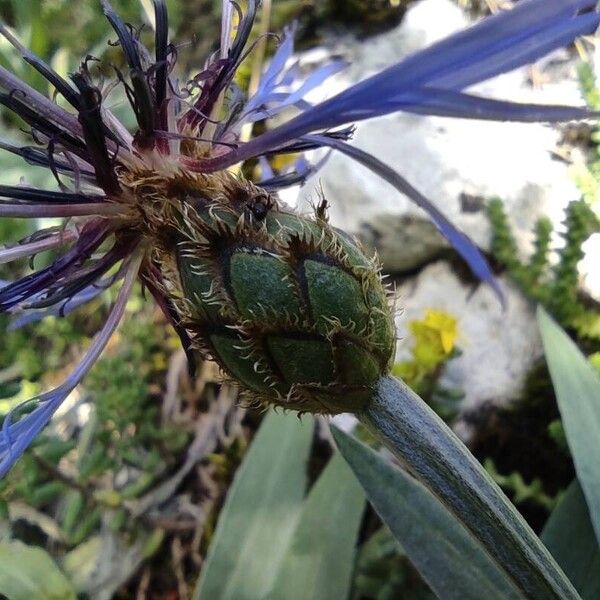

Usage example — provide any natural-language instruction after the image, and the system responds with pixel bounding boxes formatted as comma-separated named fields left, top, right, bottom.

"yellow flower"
left=410, top=310, right=458, bottom=371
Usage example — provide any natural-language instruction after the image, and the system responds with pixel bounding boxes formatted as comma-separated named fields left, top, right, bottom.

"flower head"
left=0, top=0, right=598, bottom=476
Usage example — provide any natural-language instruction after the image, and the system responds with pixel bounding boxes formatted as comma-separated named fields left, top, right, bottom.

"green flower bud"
left=155, top=176, right=395, bottom=414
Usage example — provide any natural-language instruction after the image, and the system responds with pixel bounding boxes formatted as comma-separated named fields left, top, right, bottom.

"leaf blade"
left=538, top=306, right=600, bottom=545
left=332, top=427, right=521, bottom=600
left=194, top=411, right=314, bottom=600
left=542, top=480, right=600, bottom=599
left=268, top=452, right=365, bottom=600
left=0, top=540, right=76, bottom=600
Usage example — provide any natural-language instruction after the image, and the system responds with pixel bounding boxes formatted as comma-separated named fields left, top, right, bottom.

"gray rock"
left=394, top=261, right=542, bottom=412
left=358, top=214, right=444, bottom=271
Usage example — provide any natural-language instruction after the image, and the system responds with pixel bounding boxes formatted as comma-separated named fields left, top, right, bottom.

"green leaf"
left=542, top=481, right=600, bottom=599
left=356, top=375, right=578, bottom=599
left=352, top=526, right=435, bottom=600
left=0, top=540, right=76, bottom=600
left=538, top=307, right=600, bottom=544
left=332, top=427, right=520, bottom=600
left=268, top=452, right=365, bottom=600
left=194, top=411, right=314, bottom=600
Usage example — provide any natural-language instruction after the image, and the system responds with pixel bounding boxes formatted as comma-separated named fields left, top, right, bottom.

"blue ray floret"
left=0, top=0, right=599, bottom=477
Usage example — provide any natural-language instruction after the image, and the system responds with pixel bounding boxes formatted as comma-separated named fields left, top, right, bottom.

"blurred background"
left=0, top=1, right=598, bottom=598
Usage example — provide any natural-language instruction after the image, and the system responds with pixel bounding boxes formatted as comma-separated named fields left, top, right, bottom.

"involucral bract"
left=140, top=172, right=395, bottom=413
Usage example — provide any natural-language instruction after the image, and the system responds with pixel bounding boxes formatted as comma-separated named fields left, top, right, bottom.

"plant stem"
left=358, top=375, right=578, bottom=600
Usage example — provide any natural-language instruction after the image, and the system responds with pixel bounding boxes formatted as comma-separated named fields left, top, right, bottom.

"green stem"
left=358, top=375, right=578, bottom=600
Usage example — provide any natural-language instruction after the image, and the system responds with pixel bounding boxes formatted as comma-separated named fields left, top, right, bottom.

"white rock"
left=580, top=233, right=600, bottom=302
left=297, top=0, right=584, bottom=271
left=330, top=413, right=359, bottom=433
left=394, top=261, right=542, bottom=411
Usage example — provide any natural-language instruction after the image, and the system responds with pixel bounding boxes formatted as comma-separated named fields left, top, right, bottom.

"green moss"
left=87, top=311, right=189, bottom=465
left=579, top=62, right=600, bottom=112
left=1, top=289, right=189, bottom=532
left=352, top=526, right=432, bottom=600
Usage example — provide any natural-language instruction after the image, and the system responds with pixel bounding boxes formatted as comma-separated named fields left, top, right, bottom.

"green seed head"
left=153, top=174, right=396, bottom=414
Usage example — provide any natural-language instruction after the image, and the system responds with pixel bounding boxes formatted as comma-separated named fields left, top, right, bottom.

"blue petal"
left=213, top=0, right=598, bottom=168
left=8, top=277, right=117, bottom=330
left=364, top=0, right=597, bottom=91
left=258, top=156, right=274, bottom=180
left=383, top=88, right=599, bottom=122
left=243, top=59, right=346, bottom=125
left=0, top=390, right=69, bottom=478
left=433, top=11, right=600, bottom=89
left=287, top=9, right=600, bottom=130
left=0, top=254, right=139, bottom=478
left=260, top=152, right=333, bottom=191
left=253, top=24, right=297, bottom=100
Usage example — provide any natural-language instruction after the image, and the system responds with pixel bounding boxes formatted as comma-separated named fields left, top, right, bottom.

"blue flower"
left=0, top=0, right=598, bottom=476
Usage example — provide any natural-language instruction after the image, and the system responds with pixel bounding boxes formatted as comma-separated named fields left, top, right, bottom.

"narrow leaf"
left=538, top=306, right=600, bottom=545
left=194, top=411, right=314, bottom=600
left=542, top=480, right=600, bottom=599
left=0, top=540, right=76, bottom=600
left=332, top=427, right=520, bottom=600
left=268, top=452, right=365, bottom=600
left=356, top=375, right=579, bottom=599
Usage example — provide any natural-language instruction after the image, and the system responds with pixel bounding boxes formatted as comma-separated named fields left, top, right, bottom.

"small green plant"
left=487, top=197, right=600, bottom=339
left=352, top=526, right=432, bottom=600
left=487, top=60, right=600, bottom=342
left=0, top=293, right=191, bottom=553
left=86, top=314, right=189, bottom=468
left=571, top=63, right=600, bottom=205
left=484, top=458, right=560, bottom=513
